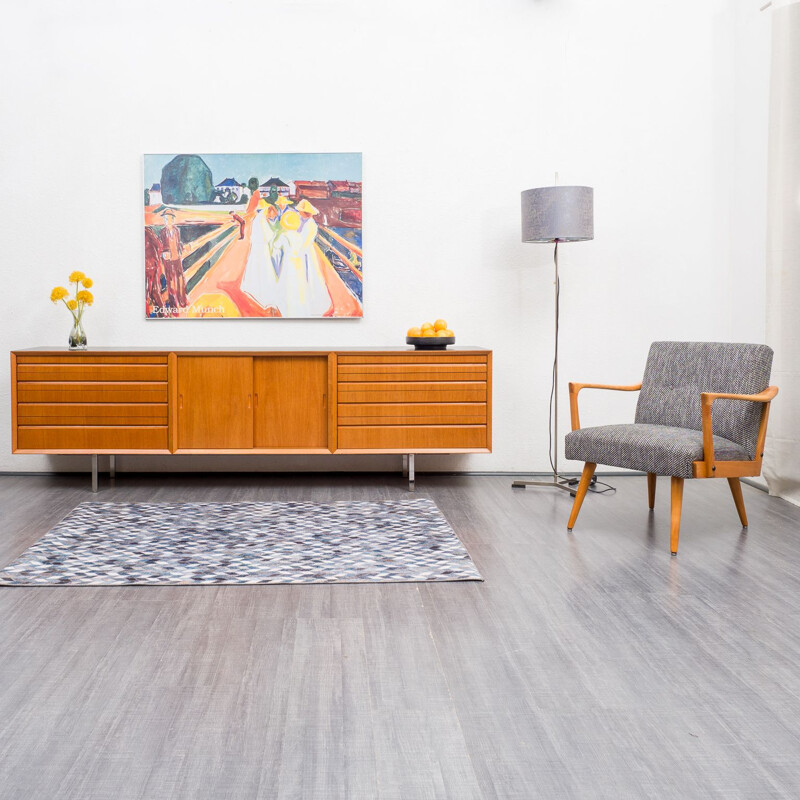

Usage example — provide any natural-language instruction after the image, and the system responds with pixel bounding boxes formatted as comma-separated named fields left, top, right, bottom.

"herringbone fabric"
left=635, top=341, right=773, bottom=457
left=564, top=423, right=749, bottom=478
left=0, top=500, right=482, bottom=586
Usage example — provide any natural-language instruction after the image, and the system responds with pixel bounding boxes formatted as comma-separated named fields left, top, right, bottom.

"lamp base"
left=512, top=475, right=576, bottom=497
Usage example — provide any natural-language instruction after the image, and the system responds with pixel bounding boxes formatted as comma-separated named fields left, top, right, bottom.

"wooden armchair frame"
left=565, top=381, right=779, bottom=555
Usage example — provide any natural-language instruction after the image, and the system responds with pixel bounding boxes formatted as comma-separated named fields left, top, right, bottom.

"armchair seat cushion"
left=564, top=423, right=750, bottom=478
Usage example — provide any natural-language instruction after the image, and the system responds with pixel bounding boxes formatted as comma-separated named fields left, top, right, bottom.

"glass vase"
left=68, top=318, right=87, bottom=350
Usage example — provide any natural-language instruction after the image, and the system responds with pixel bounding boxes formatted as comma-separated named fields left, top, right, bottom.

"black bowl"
left=406, top=336, right=456, bottom=350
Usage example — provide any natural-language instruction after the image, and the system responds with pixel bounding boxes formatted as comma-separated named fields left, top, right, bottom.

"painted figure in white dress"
left=271, top=209, right=311, bottom=316
left=239, top=202, right=284, bottom=311
left=296, top=199, right=333, bottom=316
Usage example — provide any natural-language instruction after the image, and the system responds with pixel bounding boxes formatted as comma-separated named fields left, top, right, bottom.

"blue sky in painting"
left=144, top=152, right=362, bottom=188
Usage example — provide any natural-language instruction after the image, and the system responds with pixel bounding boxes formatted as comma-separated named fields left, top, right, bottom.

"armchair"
left=564, top=342, right=778, bottom=555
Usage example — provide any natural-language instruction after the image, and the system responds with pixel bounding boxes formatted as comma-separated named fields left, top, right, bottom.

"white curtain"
left=764, top=0, right=800, bottom=504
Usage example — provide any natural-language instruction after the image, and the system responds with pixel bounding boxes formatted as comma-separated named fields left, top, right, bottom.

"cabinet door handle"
left=254, top=393, right=258, bottom=408
left=248, top=393, right=252, bottom=410
left=179, top=394, right=183, bottom=410
left=322, top=392, right=327, bottom=409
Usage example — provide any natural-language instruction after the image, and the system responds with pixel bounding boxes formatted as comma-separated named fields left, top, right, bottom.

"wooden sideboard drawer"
left=337, top=425, right=488, bottom=450
left=338, top=354, right=487, bottom=365
left=17, top=364, right=167, bottom=382
left=338, top=403, right=487, bottom=426
left=16, top=426, right=169, bottom=451
left=16, top=382, right=169, bottom=403
left=12, top=353, right=171, bottom=455
left=335, top=352, right=491, bottom=452
left=338, top=363, right=487, bottom=382
left=337, top=381, right=487, bottom=404
left=17, top=403, right=168, bottom=426
left=16, top=355, right=168, bottom=365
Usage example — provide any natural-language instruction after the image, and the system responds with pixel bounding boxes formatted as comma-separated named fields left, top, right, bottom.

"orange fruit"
left=443, top=329, right=454, bottom=337
left=435, top=329, right=450, bottom=337
left=407, top=326, right=422, bottom=337
left=434, top=319, right=448, bottom=331
left=421, top=322, right=434, bottom=332
left=421, top=329, right=436, bottom=337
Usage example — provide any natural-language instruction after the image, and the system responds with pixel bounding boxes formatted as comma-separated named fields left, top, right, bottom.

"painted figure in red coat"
left=160, top=208, right=188, bottom=309
left=144, top=227, right=166, bottom=315
left=229, top=211, right=246, bottom=240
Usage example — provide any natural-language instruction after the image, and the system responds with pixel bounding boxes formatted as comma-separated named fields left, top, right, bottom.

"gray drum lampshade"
left=521, top=186, right=594, bottom=243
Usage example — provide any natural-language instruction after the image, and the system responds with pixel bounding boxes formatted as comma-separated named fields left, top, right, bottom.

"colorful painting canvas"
left=143, top=153, right=362, bottom=319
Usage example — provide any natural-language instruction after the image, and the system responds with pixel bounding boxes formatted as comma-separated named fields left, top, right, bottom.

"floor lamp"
left=512, top=185, right=594, bottom=494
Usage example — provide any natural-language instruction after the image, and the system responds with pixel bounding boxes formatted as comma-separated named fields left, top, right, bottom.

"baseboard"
left=0, top=469, right=645, bottom=478
left=741, top=477, right=769, bottom=493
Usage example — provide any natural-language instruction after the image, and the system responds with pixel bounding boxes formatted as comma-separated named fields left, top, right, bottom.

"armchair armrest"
left=568, top=382, right=642, bottom=431
left=700, top=386, right=779, bottom=477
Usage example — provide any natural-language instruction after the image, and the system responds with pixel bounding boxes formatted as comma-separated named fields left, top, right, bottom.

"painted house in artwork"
left=259, top=177, right=290, bottom=198
left=293, top=180, right=329, bottom=199
left=327, top=180, right=362, bottom=198
left=148, top=183, right=162, bottom=204
left=215, top=177, right=244, bottom=202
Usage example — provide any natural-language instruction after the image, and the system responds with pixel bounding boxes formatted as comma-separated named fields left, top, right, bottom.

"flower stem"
left=60, top=297, right=78, bottom=324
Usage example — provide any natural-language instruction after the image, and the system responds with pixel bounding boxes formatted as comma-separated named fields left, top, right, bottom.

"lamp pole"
left=512, top=184, right=593, bottom=494
left=512, top=237, right=573, bottom=494
left=553, top=237, right=559, bottom=482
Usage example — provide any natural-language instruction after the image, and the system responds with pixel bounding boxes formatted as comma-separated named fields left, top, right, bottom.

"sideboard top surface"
left=13, top=346, right=491, bottom=355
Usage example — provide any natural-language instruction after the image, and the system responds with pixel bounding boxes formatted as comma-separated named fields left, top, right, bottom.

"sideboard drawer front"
left=17, top=364, right=168, bottom=382
left=337, top=381, right=487, bottom=404
left=338, top=403, right=487, bottom=426
left=16, top=382, right=169, bottom=403
left=17, top=426, right=168, bottom=451
left=338, top=354, right=487, bottom=365
left=338, top=363, right=487, bottom=383
left=17, top=403, right=168, bottom=426
left=13, top=354, right=171, bottom=453
left=338, top=425, right=487, bottom=450
left=336, top=353, right=490, bottom=452
left=16, top=355, right=168, bottom=365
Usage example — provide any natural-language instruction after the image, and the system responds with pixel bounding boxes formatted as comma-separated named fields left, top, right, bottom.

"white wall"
left=0, top=0, right=771, bottom=475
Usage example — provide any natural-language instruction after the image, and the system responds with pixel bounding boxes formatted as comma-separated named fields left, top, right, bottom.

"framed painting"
left=143, top=153, right=363, bottom=318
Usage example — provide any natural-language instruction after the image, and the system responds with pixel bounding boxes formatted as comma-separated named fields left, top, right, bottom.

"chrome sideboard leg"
left=91, top=454, right=98, bottom=493
left=109, top=454, right=116, bottom=481
left=402, top=453, right=409, bottom=478
left=408, top=453, right=415, bottom=492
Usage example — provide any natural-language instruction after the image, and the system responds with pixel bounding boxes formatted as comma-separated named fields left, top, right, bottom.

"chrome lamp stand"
left=511, top=184, right=594, bottom=496
left=512, top=240, right=575, bottom=496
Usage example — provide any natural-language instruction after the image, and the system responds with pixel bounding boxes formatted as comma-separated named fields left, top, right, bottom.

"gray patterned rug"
left=0, top=499, right=482, bottom=586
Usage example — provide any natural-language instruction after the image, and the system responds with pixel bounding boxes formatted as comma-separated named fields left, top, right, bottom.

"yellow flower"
left=69, top=270, right=86, bottom=283
left=81, top=278, right=93, bottom=288
left=51, top=286, right=68, bottom=302
left=67, top=299, right=78, bottom=311
left=76, top=290, right=94, bottom=305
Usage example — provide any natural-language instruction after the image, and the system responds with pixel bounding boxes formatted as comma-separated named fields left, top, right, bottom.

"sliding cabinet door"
left=177, top=356, right=253, bottom=449
left=254, top=357, right=328, bottom=449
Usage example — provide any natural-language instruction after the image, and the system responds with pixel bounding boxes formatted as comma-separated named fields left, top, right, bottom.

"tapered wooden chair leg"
left=670, top=477, right=684, bottom=555
left=567, top=463, right=597, bottom=531
left=647, top=473, right=657, bottom=510
left=728, top=477, right=749, bottom=528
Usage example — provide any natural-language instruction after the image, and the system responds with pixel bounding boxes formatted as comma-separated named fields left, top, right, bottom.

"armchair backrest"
left=635, top=341, right=773, bottom=457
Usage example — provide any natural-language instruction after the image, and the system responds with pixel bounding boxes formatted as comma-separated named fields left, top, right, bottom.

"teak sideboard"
left=10, top=347, right=492, bottom=490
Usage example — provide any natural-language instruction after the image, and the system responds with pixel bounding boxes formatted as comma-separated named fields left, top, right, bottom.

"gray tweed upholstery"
left=564, top=342, right=773, bottom=478
left=564, top=424, right=749, bottom=478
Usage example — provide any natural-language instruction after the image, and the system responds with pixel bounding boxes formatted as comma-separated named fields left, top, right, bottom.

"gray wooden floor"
left=1, top=472, right=799, bottom=799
